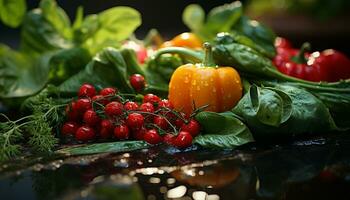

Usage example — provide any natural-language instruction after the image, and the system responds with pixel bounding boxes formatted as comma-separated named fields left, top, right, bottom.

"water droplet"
left=196, top=86, right=200, bottom=91
left=184, top=76, right=190, bottom=83
left=213, top=88, right=217, bottom=93
left=204, top=82, right=209, bottom=86
left=192, top=80, right=197, bottom=86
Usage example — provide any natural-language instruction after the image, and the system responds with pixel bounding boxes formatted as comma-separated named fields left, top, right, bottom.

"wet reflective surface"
left=1, top=133, right=350, bottom=200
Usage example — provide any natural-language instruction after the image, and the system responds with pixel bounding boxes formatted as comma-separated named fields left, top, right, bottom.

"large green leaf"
left=0, top=0, right=26, bottom=27
left=59, top=47, right=134, bottom=94
left=194, top=111, right=254, bottom=149
left=233, top=85, right=339, bottom=141
left=76, top=7, right=141, bottom=54
left=0, top=45, right=51, bottom=98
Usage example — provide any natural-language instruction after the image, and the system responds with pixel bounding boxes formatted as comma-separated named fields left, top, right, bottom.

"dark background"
left=0, top=0, right=349, bottom=54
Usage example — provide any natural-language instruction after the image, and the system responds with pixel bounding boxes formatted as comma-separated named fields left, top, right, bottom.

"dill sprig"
left=0, top=91, right=67, bottom=162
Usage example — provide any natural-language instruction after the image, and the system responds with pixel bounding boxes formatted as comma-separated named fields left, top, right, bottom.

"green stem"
left=202, top=42, right=216, bottom=67
left=291, top=42, right=311, bottom=64
left=152, top=47, right=203, bottom=63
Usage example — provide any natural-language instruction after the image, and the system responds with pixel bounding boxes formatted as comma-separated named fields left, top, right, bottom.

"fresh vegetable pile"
left=1, top=1, right=350, bottom=162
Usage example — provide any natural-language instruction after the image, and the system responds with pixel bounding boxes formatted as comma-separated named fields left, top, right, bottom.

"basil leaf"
left=194, top=111, right=254, bottom=149
left=56, top=141, right=149, bottom=156
left=182, top=4, right=205, bottom=33
left=59, top=47, right=134, bottom=94
left=0, top=0, right=26, bottom=27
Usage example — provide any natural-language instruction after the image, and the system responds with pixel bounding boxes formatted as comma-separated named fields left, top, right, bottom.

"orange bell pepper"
left=169, top=43, right=242, bottom=115
left=160, top=32, right=202, bottom=49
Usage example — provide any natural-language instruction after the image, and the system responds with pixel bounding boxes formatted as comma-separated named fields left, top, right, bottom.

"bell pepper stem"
left=202, top=42, right=216, bottom=67
left=291, top=42, right=311, bottom=64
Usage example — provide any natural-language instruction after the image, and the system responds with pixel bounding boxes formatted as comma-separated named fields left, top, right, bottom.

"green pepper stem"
left=291, top=42, right=311, bottom=64
left=202, top=42, right=216, bottom=67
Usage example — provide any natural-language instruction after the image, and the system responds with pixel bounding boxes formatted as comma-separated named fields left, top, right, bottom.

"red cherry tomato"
left=153, top=116, right=169, bottom=130
left=144, top=129, right=163, bottom=144
left=140, top=102, right=155, bottom=113
left=104, top=102, right=124, bottom=117
left=132, top=127, right=146, bottom=140
left=126, top=113, right=144, bottom=130
left=114, top=124, right=130, bottom=140
left=163, top=133, right=175, bottom=145
left=100, top=87, right=117, bottom=96
left=75, top=125, right=95, bottom=141
left=143, top=94, right=161, bottom=105
left=78, top=84, right=96, bottom=98
left=75, top=98, right=92, bottom=112
left=92, top=95, right=109, bottom=105
left=129, top=74, right=146, bottom=92
left=61, top=122, right=79, bottom=136
left=99, top=119, right=114, bottom=139
left=83, top=110, right=100, bottom=126
left=181, top=119, right=200, bottom=137
left=173, top=131, right=193, bottom=148
left=124, top=101, right=139, bottom=111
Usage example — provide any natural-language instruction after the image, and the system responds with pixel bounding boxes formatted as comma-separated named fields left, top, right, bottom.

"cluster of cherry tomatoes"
left=61, top=75, right=200, bottom=149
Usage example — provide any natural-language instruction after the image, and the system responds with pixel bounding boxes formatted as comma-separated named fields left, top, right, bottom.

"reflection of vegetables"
left=171, top=164, right=240, bottom=188
left=161, top=32, right=202, bottom=49
left=169, top=43, right=242, bottom=115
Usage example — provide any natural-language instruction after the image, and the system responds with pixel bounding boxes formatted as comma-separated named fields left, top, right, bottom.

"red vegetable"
left=78, top=84, right=96, bottom=98
left=114, top=124, right=130, bottom=140
left=129, top=74, right=145, bottom=91
left=104, top=102, right=124, bottom=117
left=61, top=122, right=79, bottom=136
left=153, top=116, right=169, bottom=130
left=144, top=129, right=162, bottom=144
left=100, top=87, right=117, bottom=96
left=75, top=126, right=95, bottom=141
left=181, top=119, right=200, bottom=137
left=124, top=101, right=139, bottom=111
left=126, top=113, right=144, bottom=130
left=75, top=98, right=92, bottom=112
left=143, top=94, right=161, bottom=105
left=99, top=119, right=114, bottom=139
left=273, top=38, right=350, bottom=82
left=140, top=102, right=154, bottom=113
left=173, top=131, right=193, bottom=148
left=83, top=110, right=100, bottom=126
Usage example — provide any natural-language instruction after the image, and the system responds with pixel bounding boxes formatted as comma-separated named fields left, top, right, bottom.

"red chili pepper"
left=273, top=38, right=350, bottom=82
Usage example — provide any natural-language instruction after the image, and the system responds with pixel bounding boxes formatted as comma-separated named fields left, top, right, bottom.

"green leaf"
left=182, top=4, right=205, bottom=32
left=0, top=0, right=26, bottom=27
left=206, top=1, right=243, bottom=34
left=48, top=47, right=91, bottom=84
left=20, top=8, right=73, bottom=55
left=77, top=7, right=141, bottom=54
left=0, top=45, right=51, bottom=98
left=194, top=111, right=254, bottom=149
left=232, top=16, right=276, bottom=58
left=59, top=47, right=134, bottom=94
left=56, top=141, right=149, bottom=156
left=233, top=85, right=339, bottom=140
left=40, top=0, right=71, bottom=39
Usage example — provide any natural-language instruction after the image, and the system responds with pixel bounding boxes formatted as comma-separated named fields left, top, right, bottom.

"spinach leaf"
left=56, top=141, right=149, bottom=156
left=48, top=47, right=91, bottom=84
left=0, top=0, right=26, bottom=27
left=0, top=45, right=51, bottom=98
left=233, top=85, right=339, bottom=141
left=59, top=47, right=134, bottom=94
left=194, top=111, right=254, bottom=149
